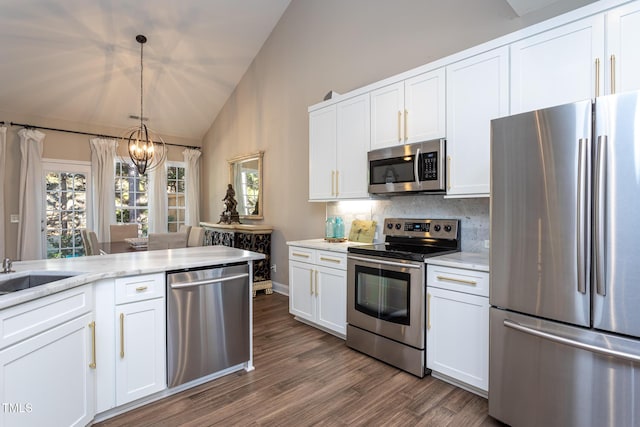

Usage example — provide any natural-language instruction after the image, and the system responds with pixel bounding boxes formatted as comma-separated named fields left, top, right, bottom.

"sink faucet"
left=2, top=258, right=14, bottom=274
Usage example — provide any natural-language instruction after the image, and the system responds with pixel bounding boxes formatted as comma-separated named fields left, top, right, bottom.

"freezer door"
left=489, top=308, right=640, bottom=427
left=490, top=100, right=592, bottom=327
left=593, top=91, right=640, bottom=337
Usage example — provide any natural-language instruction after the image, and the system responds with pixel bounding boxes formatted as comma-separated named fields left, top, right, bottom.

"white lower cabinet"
left=0, top=286, right=95, bottom=427
left=115, top=297, right=166, bottom=405
left=426, top=265, right=489, bottom=395
left=289, top=246, right=347, bottom=337
left=96, top=273, right=166, bottom=413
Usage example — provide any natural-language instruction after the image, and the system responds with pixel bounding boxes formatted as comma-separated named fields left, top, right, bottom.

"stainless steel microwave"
left=368, top=139, right=446, bottom=195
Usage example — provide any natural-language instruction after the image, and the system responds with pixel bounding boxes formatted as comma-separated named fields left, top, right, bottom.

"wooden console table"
left=200, top=222, right=273, bottom=296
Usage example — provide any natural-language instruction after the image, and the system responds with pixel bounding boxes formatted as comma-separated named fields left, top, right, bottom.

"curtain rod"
left=8, top=122, right=201, bottom=150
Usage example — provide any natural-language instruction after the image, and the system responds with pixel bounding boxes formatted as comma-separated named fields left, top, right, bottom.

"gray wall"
left=200, top=0, right=598, bottom=287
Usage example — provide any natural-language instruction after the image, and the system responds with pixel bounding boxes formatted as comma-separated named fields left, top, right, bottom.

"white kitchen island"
left=0, top=246, right=264, bottom=427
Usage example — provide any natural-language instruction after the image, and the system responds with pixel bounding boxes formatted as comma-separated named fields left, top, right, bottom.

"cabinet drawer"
left=427, top=265, right=489, bottom=297
left=289, top=247, right=316, bottom=263
left=316, top=250, right=347, bottom=270
left=0, top=285, right=93, bottom=350
left=115, top=273, right=165, bottom=304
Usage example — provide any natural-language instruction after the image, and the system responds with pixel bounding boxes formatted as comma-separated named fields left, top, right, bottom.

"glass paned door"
left=43, top=161, right=91, bottom=258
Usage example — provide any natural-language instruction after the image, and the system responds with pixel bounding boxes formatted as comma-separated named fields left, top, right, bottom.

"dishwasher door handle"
left=170, top=273, right=249, bottom=289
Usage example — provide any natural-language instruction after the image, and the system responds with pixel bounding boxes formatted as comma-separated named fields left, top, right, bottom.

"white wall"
left=200, top=0, right=599, bottom=286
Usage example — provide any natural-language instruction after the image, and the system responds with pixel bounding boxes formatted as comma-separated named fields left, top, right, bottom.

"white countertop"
left=0, top=246, right=264, bottom=310
left=426, top=251, right=490, bottom=272
left=287, top=238, right=370, bottom=253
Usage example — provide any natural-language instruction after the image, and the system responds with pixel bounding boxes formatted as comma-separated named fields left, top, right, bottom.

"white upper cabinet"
left=606, top=2, right=640, bottom=95
left=309, top=105, right=337, bottom=200
left=336, top=94, right=371, bottom=199
left=370, top=68, right=445, bottom=150
left=510, top=15, right=605, bottom=114
left=309, top=94, right=370, bottom=201
left=446, top=46, right=509, bottom=197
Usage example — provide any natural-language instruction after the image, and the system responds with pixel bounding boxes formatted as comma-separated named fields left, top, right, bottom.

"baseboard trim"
left=271, top=281, right=288, bottom=296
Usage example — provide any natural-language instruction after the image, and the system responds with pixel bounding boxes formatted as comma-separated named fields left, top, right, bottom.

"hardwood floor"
left=95, top=293, right=504, bottom=427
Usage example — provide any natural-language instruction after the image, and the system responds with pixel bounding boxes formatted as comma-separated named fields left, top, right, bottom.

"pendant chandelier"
left=121, top=34, right=166, bottom=175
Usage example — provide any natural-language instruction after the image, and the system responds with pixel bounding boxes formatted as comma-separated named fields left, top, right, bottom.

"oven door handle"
left=348, top=255, right=423, bottom=269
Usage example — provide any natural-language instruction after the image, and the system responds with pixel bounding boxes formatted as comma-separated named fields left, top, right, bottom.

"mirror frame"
left=228, top=151, right=264, bottom=220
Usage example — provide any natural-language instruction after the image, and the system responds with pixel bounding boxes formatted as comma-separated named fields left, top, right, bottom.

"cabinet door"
left=510, top=15, right=605, bottom=114
left=606, top=2, right=640, bottom=94
left=370, top=81, right=404, bottom=150
left=446, top=47, right=509, bottom=197
left=289, top=260, right=315, bottom=322
left=0, top=313, right=95, bottom=427
left=426, top=287, right=489, bottom=392
left=309, top=105, right=337, bottom=200
left=336, top=94, right=370, bottom=199
left=405, top=68, right=446, bottom=144
left=116, top=298, right=166, bottom=406
left=315, top=265, right=347, bottom=336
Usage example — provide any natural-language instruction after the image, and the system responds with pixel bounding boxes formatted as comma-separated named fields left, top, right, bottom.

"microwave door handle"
left=414, top=148, right=421, bottom=185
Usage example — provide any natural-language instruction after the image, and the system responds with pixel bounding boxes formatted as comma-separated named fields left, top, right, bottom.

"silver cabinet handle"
left=309, top=269, right=313, bottom=295
left=170, top=273, right=249, bottom=289
left=292, top=252, right=310, bottom=258
left=319, top=256, right=341, bottom=264
left=504, top=319, right=640, bottom=363
left=404, top=109, right=408, bottom=141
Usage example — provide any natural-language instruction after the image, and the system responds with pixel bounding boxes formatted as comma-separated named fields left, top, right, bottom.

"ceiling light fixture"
left=122, top=34, right=166, bottom=175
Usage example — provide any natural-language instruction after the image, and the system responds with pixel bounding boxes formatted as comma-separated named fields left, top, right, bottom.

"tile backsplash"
left=327, top=195, right=489, bottom=253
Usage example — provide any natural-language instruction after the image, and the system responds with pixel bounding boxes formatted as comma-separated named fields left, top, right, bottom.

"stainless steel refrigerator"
left=489, top=90, right=640, bottom=427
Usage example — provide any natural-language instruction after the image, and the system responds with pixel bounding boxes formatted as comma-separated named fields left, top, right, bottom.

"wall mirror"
left=228, top=151, right=264, bottom=220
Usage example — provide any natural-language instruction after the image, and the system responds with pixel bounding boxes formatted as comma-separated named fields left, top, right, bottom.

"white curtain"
left=90, top=138, right=117, bottom=242
left=17, top=129, right=45, bottom=260
left=0, top=127, right=6, bottom=260
left=148, top=157, right=167, bottom=233
left=183, top=149, right=201, bottom=226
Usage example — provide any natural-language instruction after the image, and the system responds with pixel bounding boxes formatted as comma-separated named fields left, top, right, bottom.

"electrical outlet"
left=10, top=214, right=19, bottom=223
left=271, top=264, right=276, bottom=273
left=484, top=240, right=490, bottom=249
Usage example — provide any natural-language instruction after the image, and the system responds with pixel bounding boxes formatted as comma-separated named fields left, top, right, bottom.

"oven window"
left=354, top=265, right=410, bottom=325
left=369, top=157, right=416, bottom=185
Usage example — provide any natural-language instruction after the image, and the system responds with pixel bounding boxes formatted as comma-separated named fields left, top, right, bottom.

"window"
left=43, top=161, right=91, bottom=258
left=167, top=163, right=186, bottom=232
left=115, top=161, right=148, bottom=236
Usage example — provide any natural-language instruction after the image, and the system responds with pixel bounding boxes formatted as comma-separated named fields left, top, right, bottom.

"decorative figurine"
left=219, top=184, right=241, bottom=224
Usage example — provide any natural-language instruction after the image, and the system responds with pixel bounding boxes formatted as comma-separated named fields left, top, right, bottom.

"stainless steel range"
left=346, top=218, right=460, bottom=377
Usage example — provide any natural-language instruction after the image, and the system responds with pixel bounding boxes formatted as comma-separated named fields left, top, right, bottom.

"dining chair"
left=81, top=229, right=104, bottom=256
left=148, top=232, right=188, bottom=251
left=80, top=229, right=92, bottom=255
left=110, top=224, right=138, bottom=242
left=187, top=226, right=205, bottom=247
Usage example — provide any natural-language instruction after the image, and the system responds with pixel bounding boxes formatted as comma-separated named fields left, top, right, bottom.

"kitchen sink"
left=0, top=273, right=76, bottom=295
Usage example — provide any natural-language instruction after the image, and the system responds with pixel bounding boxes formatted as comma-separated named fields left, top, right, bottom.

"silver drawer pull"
left=292, top=252, right=310, bottom=258
left=320, top=256, right=341, bottom=264
left=436, top=275, right=477, bottom=286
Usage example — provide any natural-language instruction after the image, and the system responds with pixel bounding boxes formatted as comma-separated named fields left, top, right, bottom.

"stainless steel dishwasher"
left=166, top=262, right=250, bottom=388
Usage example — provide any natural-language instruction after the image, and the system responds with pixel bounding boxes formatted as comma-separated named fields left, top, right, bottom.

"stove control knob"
left=395, top=223, right=402, bottom=230
left=433, top=224, right=441, bottom=232
left=444, top=225, right=452, bottom=232
left=387, top=223, right=394, bottom=230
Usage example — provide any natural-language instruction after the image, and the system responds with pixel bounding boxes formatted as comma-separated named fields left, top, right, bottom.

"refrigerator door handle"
left=576, top=138, right=587, bottom=294
left=504, top=319, right=640, bottom=363
left=594, top=135, right=607, bottom=296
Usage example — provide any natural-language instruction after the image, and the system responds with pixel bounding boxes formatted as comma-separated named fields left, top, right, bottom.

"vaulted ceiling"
left=0, top=0, right=291, bottom=142
left=0, top=0, right=593, bottom=143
